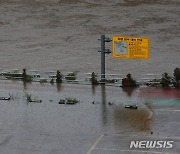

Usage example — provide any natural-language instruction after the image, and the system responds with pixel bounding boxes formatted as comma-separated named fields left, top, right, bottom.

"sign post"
left=98, top=35, right=148, bottom=84
left=101, top=35, right=105, bottom=82
left=99, top=35, right=112, bottom=83
left=112, top=36, right=149, bottom=59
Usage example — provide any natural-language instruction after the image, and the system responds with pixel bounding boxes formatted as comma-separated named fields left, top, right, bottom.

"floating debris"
left=29, top=100, right=42, bottom=103
left=108, top=102, right=113, bottom=106
left=59, top=99, right=66, bottom=104
left=91, top=101, right=100, bottom=104
left=125, top=105, right=138, bottom=109
left=59, top=98, right=79, bottom=105
left=24, top=93, right=42, bottom=103
left=0, top=97, right=11, bottom=101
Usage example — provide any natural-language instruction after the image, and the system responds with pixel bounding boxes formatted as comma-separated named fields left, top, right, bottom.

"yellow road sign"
left=112, top=36, right=149, bottom=59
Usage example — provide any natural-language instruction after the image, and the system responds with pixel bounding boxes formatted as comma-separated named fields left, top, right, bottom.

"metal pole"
left=101, top=35, right=105, bottom=82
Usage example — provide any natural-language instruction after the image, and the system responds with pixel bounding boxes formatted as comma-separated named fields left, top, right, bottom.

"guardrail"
left=0, top=69, right=162, bottom=85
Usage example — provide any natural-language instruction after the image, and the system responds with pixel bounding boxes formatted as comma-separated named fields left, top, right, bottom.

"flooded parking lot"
left=0, top=0, right=180, bottom=153
left=0, top=80, right=179, bottom=153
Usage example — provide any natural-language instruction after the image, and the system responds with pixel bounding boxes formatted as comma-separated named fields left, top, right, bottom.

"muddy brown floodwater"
left=0, top=1, right=180, bottom=153
left=0, top=0, right=180, bottom=77
left=0, top=80, right=180, bottom=154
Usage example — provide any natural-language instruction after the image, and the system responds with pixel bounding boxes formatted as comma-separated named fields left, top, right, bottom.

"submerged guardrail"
left=0, top=70, right=160, bottom=85
left=0, top=69, right=179, bottom=88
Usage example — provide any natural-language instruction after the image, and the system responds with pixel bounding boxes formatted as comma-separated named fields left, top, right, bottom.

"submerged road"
left=0, top=80, right=179, bottom=154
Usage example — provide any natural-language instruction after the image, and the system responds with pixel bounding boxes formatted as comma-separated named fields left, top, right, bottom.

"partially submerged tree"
left=22, top=68, right=27, bottom=78
left=174, top=68, right=180, bottom=82
left=91, top=72, right=98, bottom=85
left=56, top=70, right=62, bottom=83
left=173, top=68, right=180, bottom=88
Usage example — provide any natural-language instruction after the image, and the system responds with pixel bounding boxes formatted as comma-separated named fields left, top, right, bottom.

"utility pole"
left=98, top=35, right=112, bottom=83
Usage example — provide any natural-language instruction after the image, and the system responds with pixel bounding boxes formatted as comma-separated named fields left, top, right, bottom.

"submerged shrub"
left=39, top=79, right=47, bottom=84
left=161, top=72, right=171, bottom=87
left=22, top=68, right=33, bottom=82
left=122, top=73, right=138, bottom=87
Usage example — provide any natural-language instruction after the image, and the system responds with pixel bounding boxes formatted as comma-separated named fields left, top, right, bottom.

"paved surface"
left=88, top=110, right=180, bottom=154
left=0, top=80, right=179, bottom=154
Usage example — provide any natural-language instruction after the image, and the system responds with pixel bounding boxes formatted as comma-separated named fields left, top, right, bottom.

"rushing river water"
left=0, top=0, right=180, bottom=77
